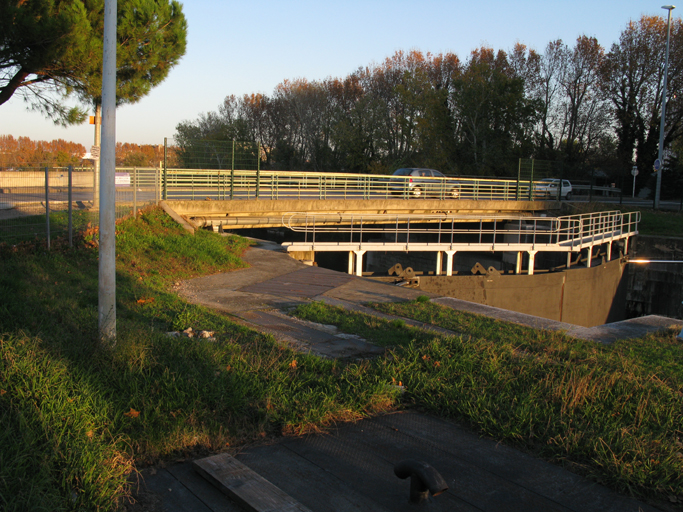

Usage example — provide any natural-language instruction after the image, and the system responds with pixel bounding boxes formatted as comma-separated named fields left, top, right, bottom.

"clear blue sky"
left=0, top=0, right=674, bottom=148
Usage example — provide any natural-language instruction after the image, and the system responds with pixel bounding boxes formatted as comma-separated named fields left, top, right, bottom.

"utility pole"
left=655, top=5, right=676, bottom=209
left=99, top=0, right=117, bottom=343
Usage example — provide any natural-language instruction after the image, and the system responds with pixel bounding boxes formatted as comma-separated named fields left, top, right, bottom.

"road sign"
left=631, top=167, right=639, bottom=176
left=90, top=145, right=100, bottom=158
left=115, top=172, right=131, bottom=187
left=654, top=158, right=661, bottom=171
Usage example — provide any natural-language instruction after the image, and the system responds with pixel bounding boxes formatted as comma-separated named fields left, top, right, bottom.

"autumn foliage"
left=0, top=135, right=86, bottom=169
left=174, top=14, right=683, bottom=196
left=0, top=135, right=177, bottom=169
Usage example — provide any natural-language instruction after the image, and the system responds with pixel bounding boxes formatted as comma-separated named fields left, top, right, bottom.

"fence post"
left=44, top=166, right=50, bottom=250
left=230, top=139, right=235, bottom=200
left=528, top=159, right=534, bottom=201
left=133, top=167, right=137, bottom=217
left=68, top=165, right=73, bottom=247
left=163, top=137, right=168, bottom=200
left=255, top=142, right=261, bottom=199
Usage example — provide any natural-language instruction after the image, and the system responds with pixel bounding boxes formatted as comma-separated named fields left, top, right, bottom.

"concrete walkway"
left=177, top=239, right=681, bottom=349
left=138, top=240, right=681, bottom=512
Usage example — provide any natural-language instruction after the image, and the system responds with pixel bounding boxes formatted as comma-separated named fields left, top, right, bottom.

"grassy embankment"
left=637, top=208, right=683, bottom=237
left=0, top=207, right=400, bottom=511
left=1, top=205, right=681, bottom=510
left=292, top=299, right=683, bottom=507
left=566, top=201, right=683, bottom=237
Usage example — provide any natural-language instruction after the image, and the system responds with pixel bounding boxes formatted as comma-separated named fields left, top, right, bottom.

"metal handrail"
left=158, top=168, right=546, bottom=201
left=0, top=167, right=584, bottom=202
left=281, top=211, right=640, bottom=251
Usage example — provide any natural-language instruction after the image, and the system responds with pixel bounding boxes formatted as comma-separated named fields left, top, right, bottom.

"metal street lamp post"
left=655, top=5, right=676, bottom=209
left=99, top=0, right=117, bottom=344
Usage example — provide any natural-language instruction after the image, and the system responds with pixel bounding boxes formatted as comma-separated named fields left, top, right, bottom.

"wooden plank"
left=167, top=462, right=243, bottom=512
left=193, top=453, right=312, bottom=512
left=236, top=443, right=389, bottom=512
left=278, top=430, right=473, bottom=512
left=141, top=467, right=214, bottom=512
left=374, top=412, right=659, bottom=512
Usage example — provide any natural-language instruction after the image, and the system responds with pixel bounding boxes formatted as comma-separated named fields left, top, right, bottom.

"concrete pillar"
left=527, top=250, right=537, bottom=275
left=606, top=242, right=612, bottom=261
left=354, top=250, right=366, bottom=277
left=436, top=251, right=443, bottom=275
left=624, top=236, right=629, bottom=257
left=446, top=251, right=456, bottom=276
left=348, top=251, right=354, bottom=275
left=586, top=246, right=592, bottom=267
left=515, top=251, right=523, bottom=275
left=567, top=252, right=572, bottom=269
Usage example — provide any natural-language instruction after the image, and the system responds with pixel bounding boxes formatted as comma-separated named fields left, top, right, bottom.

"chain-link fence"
left=0, top=165, right=160, bottom=246
left=171, top=139, right=262, bottom=170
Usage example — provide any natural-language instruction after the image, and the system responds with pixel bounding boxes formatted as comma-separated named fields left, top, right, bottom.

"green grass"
left=293, top=300, right=683, bottom=505
left=0, top=209, right=94, bottom=245
left=0, top=207, right=399, bottom=510
left=567, top=201, right=683, bottom=237
left=3, top=205, right=682, bottom=509
left=636, top=209, right=683, bottom=237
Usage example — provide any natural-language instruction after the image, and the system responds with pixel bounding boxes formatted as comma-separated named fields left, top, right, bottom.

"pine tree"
left=0, top=0, right=187, bottom=124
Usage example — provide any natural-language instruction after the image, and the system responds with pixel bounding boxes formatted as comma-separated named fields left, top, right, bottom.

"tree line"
left=176, top=15, right=683, bottom=198
left=0, top=135, right=171, bottom=169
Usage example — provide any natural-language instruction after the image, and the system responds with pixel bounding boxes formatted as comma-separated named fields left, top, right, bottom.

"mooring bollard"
left=394, top=459, right=448, bottom=503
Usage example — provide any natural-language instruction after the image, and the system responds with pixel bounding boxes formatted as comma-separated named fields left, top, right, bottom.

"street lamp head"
left=662, top=5, right=676, bottom=10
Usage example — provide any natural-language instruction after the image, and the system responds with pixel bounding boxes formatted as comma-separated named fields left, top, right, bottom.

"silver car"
left=389, top=168, right=460, bottom=199
left=534, top=178, right=573, bottom=200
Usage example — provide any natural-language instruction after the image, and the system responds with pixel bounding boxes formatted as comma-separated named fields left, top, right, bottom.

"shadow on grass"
left=0, top=219, right=399, bottom=510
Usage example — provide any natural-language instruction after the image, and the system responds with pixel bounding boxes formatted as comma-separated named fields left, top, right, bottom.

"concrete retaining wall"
left=414, top=258, right=627, bottom=327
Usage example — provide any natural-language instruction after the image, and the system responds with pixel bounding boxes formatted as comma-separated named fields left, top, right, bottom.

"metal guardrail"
left=1, top=167, right=577, bottom=203
left=161, top=169, right=546, bottom=201
left=281, top=210, right=640, bottom=253
left=0, top=164, right=641, bottom=247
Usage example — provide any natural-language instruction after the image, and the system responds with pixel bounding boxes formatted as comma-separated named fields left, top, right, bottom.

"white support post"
left=354, top=250, right=366, bottom=277
left=446, top=251, right=456, bottom=276
left=348, top=251, right=354, bottom=275
left=515, top=251, right=522, bottom=274
left=586, top=246, right=592, bottom=267
left=436, top=251, right=443, bottom=275
left=623, top=236, right=629, bottom=257
left=567, top=252, right=572, bottom=269
left=527, top=250, right=537, bottom=275
left=606, top=242, right=612, bottom=261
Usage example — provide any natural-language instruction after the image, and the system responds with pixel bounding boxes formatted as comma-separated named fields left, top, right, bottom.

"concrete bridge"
left=162, top=198, right=557, bottom=231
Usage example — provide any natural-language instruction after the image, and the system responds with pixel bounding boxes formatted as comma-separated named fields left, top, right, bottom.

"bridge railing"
left=161, top=168, right=547, bottom=201
left=281, top=210, right=640, bottom=251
